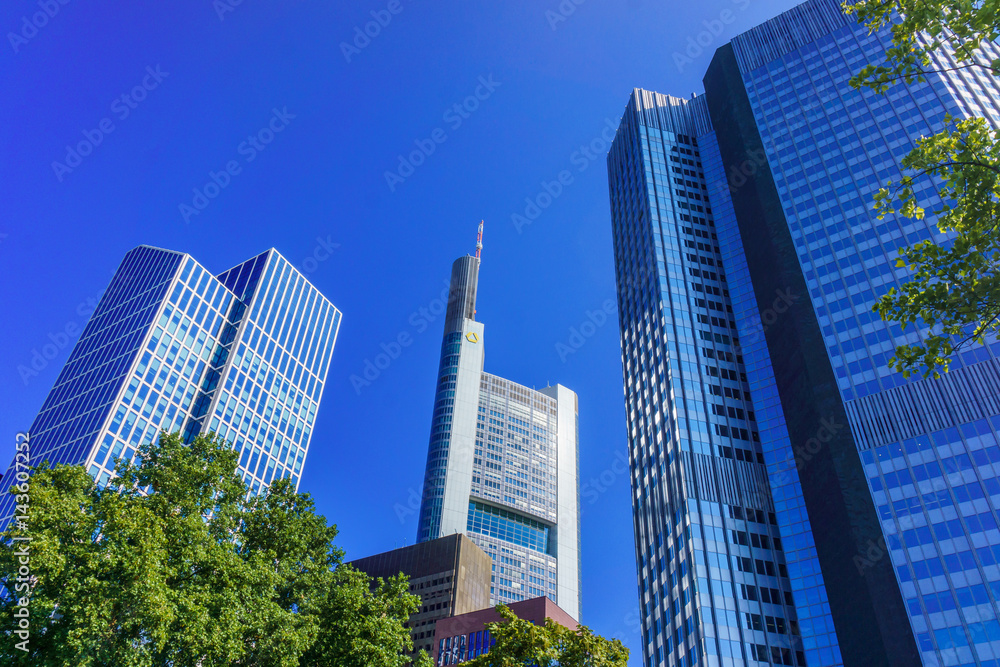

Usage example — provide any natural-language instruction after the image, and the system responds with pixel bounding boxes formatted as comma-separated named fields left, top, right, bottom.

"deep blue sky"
left=1, top=0, right=800, bottom=660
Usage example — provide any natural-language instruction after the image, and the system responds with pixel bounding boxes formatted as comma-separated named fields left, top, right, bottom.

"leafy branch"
left=871, top=116, right=1000, bottom=376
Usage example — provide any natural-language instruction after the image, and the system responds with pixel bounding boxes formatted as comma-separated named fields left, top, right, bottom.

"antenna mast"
left=473, top=220, right=484, bottom=319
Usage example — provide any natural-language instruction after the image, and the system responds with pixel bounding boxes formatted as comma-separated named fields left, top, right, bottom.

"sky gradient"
left=1, top=0, right=802, bottom=660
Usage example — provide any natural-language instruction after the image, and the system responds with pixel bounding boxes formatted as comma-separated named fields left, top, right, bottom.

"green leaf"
left=0, top=432, right=418, bottom=667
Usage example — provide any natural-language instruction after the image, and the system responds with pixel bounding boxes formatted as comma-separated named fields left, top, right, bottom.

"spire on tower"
left=475, top=220, right=484, bottom=262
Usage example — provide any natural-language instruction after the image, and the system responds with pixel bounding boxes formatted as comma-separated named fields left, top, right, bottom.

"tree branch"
left=929, top=160, right=1000, bottom=175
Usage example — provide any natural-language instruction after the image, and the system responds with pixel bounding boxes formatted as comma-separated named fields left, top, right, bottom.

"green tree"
left=843, top=0, right=1000, bottom=94
left=843, top=0, right=1000, bottom=376
left=463, top=605, right=628, bottom=667
left=870, top=117, right=1000, bottom=377
left=300, top=566, right=425, bottom=667
left=0, top=431, right=422, bottom=667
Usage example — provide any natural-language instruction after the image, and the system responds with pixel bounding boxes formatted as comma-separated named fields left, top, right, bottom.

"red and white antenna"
left=475, top=220, right=484, bottom=262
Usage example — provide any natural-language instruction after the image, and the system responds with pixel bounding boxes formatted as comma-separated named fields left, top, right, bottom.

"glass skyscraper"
left=1, top=245, right=341, bottom=525
left=609, top=89, right=840, bottom=667
left=416, top=251, right=581, bottom=622
left=607, top=0, right=1000, bottom=666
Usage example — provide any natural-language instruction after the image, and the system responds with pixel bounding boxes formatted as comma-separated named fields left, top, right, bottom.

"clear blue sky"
left=1, top=0, right=800, bottom=660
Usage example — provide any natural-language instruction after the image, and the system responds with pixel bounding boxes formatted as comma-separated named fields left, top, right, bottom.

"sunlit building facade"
left=707, top=1, right=1000, bottom=666
left=0, top=245, right=341, bottom=526
left=609, top=89, right=835, bottom=667
left=608, top=0, right=1000, bottom=665
left=416, top=253, right=581, bottom=622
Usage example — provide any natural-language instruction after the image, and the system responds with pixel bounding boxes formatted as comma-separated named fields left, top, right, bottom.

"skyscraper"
left=1, top=245, right=341, bottom=525
left=607, top=1, right=1000, bottom=666
left=416, top=239, right=581, bottom=622
left=609, top=88, right=849, bottom=667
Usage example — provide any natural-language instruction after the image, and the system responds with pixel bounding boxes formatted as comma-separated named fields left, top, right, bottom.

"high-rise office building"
left=1, top=245, right=341, bottom=525
left=609, top=88, right=842, bottom=667
left=349, top=534, right=492, bottom=658
left=607, top=1, right=1000, bottom=666
left=416, top=243, right=581, bottom=622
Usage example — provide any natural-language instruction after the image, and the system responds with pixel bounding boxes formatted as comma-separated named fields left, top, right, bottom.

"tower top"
left=475, top=220, right=484, bottom=262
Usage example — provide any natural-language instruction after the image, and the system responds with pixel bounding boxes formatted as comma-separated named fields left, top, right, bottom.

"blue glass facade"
left=0, top=245, right=341, bottom=525
left=207, top=250, right=340, bottom=496
left=416, top=254, right=581, bottom=621
left=722, top=1, right=1000, bottom=665
left=608, top=91, right=812, bottom=667
left=699, top=129, right=842, bottom=667
left=609, top=1, right=1000, bottom=666
left=438, top=628, right=494, bottom=664
left=467, top=500, right=552, bottom=555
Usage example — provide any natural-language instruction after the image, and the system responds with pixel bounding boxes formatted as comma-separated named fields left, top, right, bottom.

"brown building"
left=432, top=595, right=578, bottom=665
left=348, top=534, right=491, bottom=657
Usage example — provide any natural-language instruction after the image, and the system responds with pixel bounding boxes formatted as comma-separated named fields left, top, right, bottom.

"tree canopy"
left=844, top=0, right=1000, bottom=94
left=844, top=0, right=1000, bottom=376
left=463, top=605, right=628, bottom=667
left=0, top=431, right=425, bottom=667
